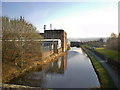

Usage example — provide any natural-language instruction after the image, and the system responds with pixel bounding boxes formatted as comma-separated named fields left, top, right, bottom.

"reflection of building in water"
left=45, top=53, right=67, bottom=74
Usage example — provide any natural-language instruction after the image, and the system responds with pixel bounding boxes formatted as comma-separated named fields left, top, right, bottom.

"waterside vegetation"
left=81, top=45, right=116, bottom=88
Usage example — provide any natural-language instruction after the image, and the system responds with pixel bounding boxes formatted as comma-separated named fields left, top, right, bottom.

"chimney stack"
left=50, top=24, right=52, bottom=30
left=44, top=25, right=46, bottom=31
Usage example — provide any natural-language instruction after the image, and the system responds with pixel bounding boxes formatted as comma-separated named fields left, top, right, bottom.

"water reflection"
left=10, top=71, right=46, bottom=87
left=9, top=48, right=100, bottom=88
left=9, top=53, right=67, bottom=87
left=44, top=53, right=67, bottom=74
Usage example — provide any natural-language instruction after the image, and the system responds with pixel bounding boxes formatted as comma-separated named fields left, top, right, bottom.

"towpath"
left=88, top=49, right=120, bottom=89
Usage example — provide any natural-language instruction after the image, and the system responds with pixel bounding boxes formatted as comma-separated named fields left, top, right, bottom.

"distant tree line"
left=84, top=32, right=119, bottom=51
left=106, top=33, right=119, bottom=51
left=2, top=16, right=43, bottom=66
left=84, top=38, right=104, bottom=48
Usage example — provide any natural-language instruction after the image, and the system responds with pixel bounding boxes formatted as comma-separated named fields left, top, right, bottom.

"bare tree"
left=106, top=33, right=118, bottom=50
left=2, top=16, right=43, bottom=65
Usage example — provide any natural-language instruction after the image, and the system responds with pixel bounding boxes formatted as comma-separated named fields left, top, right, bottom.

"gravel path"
left=88, top=49, right=120, bottom=89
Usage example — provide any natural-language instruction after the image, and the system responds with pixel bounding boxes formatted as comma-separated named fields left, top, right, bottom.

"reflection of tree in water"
left=9, top=53, right=67, bottom=87
left=9, top=70, right=47, bottom=87
left=44, top=53, right=67, bottom=74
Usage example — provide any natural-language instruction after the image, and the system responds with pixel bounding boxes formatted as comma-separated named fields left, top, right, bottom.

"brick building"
left=40, top=29, right=67, bottom=52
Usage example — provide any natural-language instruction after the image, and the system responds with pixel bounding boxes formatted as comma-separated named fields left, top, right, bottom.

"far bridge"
left=70, top=41, right=82, bottom=47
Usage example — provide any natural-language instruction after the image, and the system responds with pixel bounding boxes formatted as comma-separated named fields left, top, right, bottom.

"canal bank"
left=2, top=51, right=66, bottom=85
left=88, top=49, right=120, bottom=88
left=8, top=47, right=100, bottom=88
left=81, top=45, right=116, bottom=88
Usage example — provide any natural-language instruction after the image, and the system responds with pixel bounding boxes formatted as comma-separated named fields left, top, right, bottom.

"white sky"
left=42, top=2, right=118, bottom=38
left=2, top=0, right=119, bottom=2
left=2, top=1, right=119, bottom=38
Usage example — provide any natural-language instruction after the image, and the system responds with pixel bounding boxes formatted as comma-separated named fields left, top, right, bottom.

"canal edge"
left=81, top=46, right=116, bottom=88
left=81, top=46, right=102, bottom=88
left=2, top=51, right=67, bottom=84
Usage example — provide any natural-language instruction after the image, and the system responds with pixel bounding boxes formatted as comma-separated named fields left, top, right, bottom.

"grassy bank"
left=2, top=51, right=66, bottom=83
left=96, top=48, right=120, bottom=62
left=81, top=46, right=116, bottom=88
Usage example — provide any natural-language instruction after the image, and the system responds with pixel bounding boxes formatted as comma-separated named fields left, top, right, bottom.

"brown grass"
left=2, top=52, right=65, bottom=83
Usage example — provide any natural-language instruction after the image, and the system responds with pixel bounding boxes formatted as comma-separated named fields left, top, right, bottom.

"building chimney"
left=50, top=24, right=52, bottom=30
left=44, top=25, right=46, bottom=31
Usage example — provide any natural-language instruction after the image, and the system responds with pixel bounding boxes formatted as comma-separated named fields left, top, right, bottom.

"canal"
left=9, top=47, right=100, bottom=88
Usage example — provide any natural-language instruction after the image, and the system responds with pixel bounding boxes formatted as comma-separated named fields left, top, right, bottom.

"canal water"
left=9, top=47, right=100, bottom=88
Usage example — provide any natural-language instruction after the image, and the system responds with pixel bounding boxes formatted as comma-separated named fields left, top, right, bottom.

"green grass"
left=96, top=48, right=120, bottom=62
left=81, top=46, right=116, bottom=88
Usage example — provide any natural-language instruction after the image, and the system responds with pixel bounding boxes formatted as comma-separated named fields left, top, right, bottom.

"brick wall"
left=44, top=30, right=67, bottom=52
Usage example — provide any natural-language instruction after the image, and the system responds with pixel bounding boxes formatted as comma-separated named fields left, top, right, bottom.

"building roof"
left=41, top=39, right=61, bottom=42
left=45, top=29, right=64, bottom=31
left=44, top=29, right=66, bottom=33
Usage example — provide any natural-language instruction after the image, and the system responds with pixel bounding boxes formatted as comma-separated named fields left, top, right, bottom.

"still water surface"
left=10, top=47, right=100, bottom=88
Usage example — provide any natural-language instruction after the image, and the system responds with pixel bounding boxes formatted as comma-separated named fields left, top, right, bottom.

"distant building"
left=70, top=41, right=81, bottom=47
left=40, top=29, right=67, bottom=52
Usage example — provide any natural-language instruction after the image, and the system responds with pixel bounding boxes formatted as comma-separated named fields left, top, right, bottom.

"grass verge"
left=96, top=48, right=120, bottom=62
left=81, top=46, right=116, bottom=88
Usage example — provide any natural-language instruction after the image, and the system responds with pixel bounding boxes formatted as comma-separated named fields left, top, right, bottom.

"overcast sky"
left=2, top=1, right=118, bottom=38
